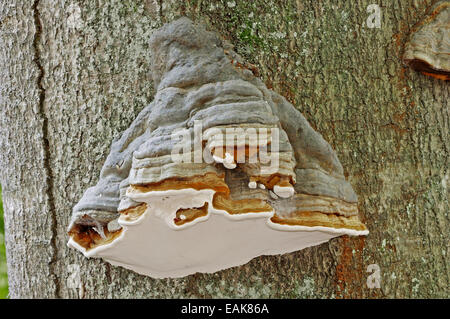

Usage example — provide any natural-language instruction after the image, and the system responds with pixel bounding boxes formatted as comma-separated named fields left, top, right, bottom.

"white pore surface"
left=68, top=188, right=368, bottom=278
left=213, top=153, right=236, bottom=169
left=248, top=181, right=257, bottom=189
left=274, top=185, right=295, bottom=198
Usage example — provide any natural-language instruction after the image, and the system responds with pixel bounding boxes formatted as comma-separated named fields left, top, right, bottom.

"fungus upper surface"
left=68, top=17, right=368, bottom=278
left=404, top=1, right=450, bottom=80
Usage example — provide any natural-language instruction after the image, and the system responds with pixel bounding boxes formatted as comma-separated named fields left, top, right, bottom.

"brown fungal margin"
left=68, top=223, right=123, bottom=251
left=127, top=172, right=366, bottom=230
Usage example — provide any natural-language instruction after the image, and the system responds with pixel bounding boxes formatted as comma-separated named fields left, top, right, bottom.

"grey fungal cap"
left=69, top=17, right=358, bottom=232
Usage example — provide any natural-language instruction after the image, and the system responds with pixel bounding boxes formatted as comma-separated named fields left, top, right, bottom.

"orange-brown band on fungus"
left=174, top=203, right=209, bottom=226
left=270, top=212, right=367, bottom=231
left=211, top=144, right=296, bottom=190
left=128, top=173, right=273, bottom=225
left=421, top=71, right=449, bottom=81
left=293, top=193, right=359, bottom=217
left=405, top=59, right=450, bottom=81
left=127, top=173, right=362, bottom=230
left=251, top=174, right=294, bottom=189
left=212, top=193, right=272, bottom=214
left=129, top=172, right=229, bottom=196
left=68, top=223, right=123, bottom=251
left=120, top=203, right=148, bottom=221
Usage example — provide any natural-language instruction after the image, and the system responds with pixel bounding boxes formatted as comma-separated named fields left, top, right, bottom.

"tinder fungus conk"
left=68, top=18, right=368, bottom=278
left=404, top=1, right=450, bottom=80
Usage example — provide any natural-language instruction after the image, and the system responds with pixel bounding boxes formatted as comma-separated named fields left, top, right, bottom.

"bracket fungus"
left=68, top=18, right=368, bottom=279
left=404, top=1, right=450, bottom=80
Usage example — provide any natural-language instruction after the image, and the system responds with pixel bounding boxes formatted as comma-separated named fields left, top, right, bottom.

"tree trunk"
left=0, top=0, right=448, bottom=298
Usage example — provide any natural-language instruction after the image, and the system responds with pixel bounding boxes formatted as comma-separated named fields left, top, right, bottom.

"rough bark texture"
left=0, top=0, right=448, bottom=298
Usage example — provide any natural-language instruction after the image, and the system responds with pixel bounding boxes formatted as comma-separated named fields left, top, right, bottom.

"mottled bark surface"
left=0, top=0, right=448, bottom=298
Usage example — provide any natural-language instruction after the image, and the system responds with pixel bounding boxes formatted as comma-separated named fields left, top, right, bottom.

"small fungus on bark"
left=404, top=1, right=450, bottom=80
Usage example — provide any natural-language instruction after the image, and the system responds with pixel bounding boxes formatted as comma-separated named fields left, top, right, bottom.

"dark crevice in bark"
left=32, top=0, right=60, bottom=298
left=158, top=0, right=164, bottom=22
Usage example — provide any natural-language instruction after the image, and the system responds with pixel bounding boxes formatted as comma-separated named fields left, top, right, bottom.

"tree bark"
left=0, top=0, right=448, bottom=298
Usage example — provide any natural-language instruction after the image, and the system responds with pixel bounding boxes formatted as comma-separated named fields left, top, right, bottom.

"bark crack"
left=32, top=0, right=60, bottom=298
left=158, top=0, right=164, bottom=22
